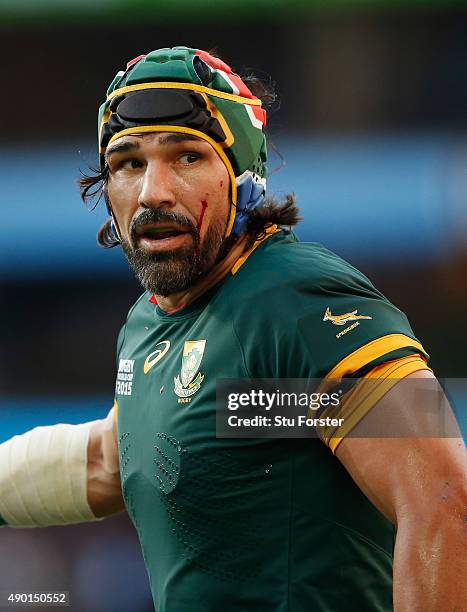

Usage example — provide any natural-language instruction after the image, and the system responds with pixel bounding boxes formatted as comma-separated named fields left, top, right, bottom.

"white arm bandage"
left=0, top=422, right=99, bottom=527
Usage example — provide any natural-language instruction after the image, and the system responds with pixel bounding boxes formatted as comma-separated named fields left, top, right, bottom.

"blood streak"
left=197, top=200, right=208, bottom=232
left=194, top=200, right=208, bottom=259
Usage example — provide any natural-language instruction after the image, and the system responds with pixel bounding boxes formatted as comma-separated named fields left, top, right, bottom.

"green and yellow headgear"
left=98, top=46, right=268, bottom=238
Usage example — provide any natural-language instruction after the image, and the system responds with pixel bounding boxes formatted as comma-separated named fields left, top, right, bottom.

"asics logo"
left=144, top=340, right=171, bottom=374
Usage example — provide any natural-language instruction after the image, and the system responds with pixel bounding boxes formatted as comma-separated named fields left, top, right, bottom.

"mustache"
left=129, top=209, right=197, bottom=243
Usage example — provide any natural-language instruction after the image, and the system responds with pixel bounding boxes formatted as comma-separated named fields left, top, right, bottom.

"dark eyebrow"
left=105, top=133, right=203, bottom=161
left=105, top=140, right=141, bottom=160
left=157, top=133, right=203, bottom=145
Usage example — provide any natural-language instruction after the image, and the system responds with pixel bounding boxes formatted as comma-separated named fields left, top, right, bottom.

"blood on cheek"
left=197, top=200, right=208, bottom=232
left=194, top=200, right=208, bottom=258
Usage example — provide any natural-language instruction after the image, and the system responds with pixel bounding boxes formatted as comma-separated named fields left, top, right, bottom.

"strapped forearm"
left=0, top=422, right=100, bottom=527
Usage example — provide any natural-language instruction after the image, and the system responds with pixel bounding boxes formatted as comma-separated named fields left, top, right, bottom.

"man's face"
left=105, top=132, right=231, bottom=296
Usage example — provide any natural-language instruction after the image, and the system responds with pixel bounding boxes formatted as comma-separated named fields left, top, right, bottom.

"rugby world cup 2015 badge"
left=174, top=340, right=206, bottom=401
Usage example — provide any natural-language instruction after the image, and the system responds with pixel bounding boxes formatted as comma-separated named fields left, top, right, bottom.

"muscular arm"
left=336, top=371, right=467, bottom=612
left=87, top=407, right=125, bottom=518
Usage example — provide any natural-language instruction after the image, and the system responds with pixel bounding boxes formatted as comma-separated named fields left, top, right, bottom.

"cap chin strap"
left=110, top=215, right=122, bottom=242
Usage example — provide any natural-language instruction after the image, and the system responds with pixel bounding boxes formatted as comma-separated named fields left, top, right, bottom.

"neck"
left=155, top=236, right=249, bottom=313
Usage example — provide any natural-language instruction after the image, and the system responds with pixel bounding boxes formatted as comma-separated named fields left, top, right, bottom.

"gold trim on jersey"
left=231, top=224, right=280, bottom=275
left=318, top=355, right=432, bottom=453
left=325, top=333, right=428, bottom=381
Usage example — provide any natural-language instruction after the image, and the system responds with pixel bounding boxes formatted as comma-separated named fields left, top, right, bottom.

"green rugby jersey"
left=116, top=230, right=427, bottom=612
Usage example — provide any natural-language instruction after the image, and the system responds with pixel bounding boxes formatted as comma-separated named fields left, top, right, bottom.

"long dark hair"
left=78, top=70, right=301, bottom=248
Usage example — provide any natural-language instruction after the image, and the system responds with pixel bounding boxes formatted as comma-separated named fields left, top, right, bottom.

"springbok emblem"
left=323, top=307, right=372, bottom=326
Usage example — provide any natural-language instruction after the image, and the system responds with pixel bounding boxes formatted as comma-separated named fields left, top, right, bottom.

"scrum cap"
left=98, top=46, right=268, bottom=237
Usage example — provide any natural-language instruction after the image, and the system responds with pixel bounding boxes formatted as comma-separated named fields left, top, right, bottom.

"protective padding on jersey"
left=98, top=46, right=268, bottom=237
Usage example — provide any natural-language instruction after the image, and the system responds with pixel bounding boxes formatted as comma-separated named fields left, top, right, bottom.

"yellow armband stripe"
left=319, top=355, right=431, bottom=453
left=325, top=333, right=428, bottom=381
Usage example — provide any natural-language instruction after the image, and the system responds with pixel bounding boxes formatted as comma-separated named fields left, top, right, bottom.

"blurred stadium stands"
left=1, top=2, right=467, bottom=610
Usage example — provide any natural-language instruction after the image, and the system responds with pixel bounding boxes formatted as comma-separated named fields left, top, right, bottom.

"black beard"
left=121, top=208, right=228, bottom=297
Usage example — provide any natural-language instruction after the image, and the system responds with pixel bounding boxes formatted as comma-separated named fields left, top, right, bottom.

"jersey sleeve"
left=232, top=243, right=428, bottom=380
left=295, top=262, right=430, bottom=450
left=296, top=266, right=428, bottom=379
left=230, top=237, right=430, bottom=450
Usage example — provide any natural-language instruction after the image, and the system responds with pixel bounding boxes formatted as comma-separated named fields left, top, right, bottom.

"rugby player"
left=1, top=47, right=465, bottom=611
